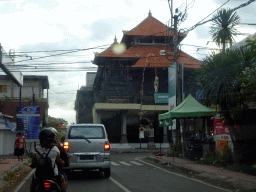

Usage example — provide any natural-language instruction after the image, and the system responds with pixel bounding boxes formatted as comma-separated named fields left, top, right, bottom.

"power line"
left=5, top=44, right=111, bottom=65
left=181, top=0, right=255, bottom=34
left=9, top=46, right=109, bottom=54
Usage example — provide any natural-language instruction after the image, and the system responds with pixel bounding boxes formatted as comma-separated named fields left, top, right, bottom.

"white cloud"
left=48, top=108, right=75, bottom=124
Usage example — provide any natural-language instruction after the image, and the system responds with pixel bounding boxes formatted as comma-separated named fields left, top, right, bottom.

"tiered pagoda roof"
left=94, top=12, right=202, bottom=69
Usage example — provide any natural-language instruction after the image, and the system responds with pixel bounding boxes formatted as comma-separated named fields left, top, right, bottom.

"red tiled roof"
left=96, top=44, right=202, bottom=68
left=57, top=123, right=67, bottom=129
left=125, top=15, right=186, bottom=37
left=96, top=43, right=138, bottom=58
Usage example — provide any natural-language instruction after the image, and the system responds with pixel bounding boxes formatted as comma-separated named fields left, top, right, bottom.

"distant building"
left=0, top=75, right=49, bottom=155
left=75, top=72, right=96, bottom=124
left=76, top=12, right=202, bottom=144
left=56, top=122, right=67, bottom=132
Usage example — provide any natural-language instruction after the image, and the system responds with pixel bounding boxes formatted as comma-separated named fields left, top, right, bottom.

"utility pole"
left=173, top=15, right=181, bottom=141
left=173, top=14, right=185, bottom=156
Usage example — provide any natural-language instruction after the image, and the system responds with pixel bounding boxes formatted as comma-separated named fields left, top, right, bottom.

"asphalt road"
left=15, top=152, right=228, bottom=192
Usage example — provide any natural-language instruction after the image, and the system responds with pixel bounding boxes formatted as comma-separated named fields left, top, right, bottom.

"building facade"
left=77, top=12, right=202, bottom=144
left=0, top=75, right=49, bottom=155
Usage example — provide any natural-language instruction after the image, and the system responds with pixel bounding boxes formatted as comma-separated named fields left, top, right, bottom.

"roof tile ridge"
left=127, top=15, right=167, bottom=34
left=178, top=49, right=203, bottom=63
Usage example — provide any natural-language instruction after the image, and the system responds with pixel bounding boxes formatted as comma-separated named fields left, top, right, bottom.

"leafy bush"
left=4, top=171, right=15, bottom=181
left=198, top=147, right=233, bottom=166
left=27, top=158, right=32, bottom=164
left=173, top=139, right=182, bottom=155
left=57, top=131, right=66, bottom=141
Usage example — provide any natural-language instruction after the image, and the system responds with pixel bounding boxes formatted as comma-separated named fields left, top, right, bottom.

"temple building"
left=76, top=12, right=202, bottom=145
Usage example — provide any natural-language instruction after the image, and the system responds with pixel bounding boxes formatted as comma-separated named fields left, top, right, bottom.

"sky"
left=0, top=0, right=255, bottom=125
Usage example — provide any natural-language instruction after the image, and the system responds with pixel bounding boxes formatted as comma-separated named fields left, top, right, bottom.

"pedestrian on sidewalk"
left=14, top=132, right=26, bottom=161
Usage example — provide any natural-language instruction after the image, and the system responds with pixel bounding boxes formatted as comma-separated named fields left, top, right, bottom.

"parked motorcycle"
left=185, top=137, right=206, bottom=161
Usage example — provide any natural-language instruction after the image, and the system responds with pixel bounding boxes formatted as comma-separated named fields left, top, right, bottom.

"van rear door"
left=67, top=125, right=107, bottom=154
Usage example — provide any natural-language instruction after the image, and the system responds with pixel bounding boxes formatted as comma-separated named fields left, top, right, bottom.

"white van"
left=63, top=124, right=111, bottom=177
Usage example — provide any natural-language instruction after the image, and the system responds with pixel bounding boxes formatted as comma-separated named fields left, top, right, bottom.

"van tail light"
left=64, top=142, right=69, bottom=151
left=104, top=142, right=110, bottom=151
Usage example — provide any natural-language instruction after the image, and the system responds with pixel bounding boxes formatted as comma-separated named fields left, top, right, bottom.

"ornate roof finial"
left=148, top=10, right=152, bottom=17
left=114, top=35, right=117, bottom=43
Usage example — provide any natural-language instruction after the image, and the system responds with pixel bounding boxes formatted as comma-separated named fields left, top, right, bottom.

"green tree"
left=46, top=115, right=68, bottom=128
left=189, top=46, right=256, bottom=166
left=210, top=8, right=240, bottom=53
left=239, top=34, right=256, bottom=104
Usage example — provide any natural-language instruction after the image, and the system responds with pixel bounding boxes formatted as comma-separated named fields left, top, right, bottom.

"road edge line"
left=13, top=169, right=35, bottom=192
left=110, top=177, right=132, bottom=192
left=136, top=157, right=231, bottom=192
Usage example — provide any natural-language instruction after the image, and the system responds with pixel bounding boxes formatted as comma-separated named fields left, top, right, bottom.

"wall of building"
left=0, top=79, right=44, bottom=99
left=86, top=72, right=96, bottom=87
left=0, top=118, right=17, bottom=155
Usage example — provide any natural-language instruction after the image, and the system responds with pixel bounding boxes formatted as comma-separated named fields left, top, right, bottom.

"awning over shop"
left=0, top=113, right=15, bottom=132
left=158, top=94, right=217, bottom=126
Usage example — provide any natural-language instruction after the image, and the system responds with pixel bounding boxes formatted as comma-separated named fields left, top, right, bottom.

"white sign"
left=139, top=131, right=144, bottom=139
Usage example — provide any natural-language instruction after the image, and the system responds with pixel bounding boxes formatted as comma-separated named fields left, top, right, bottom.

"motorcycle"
left=34, top=179, right=61, bottom=192
left=185, top=137, right=206, bottom=161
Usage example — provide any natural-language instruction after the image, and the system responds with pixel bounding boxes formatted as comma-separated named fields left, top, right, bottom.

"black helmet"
left=39, top=128, right=55, bottom=147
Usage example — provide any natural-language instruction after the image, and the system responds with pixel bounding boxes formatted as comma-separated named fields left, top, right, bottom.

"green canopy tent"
left=158, top=94, right=217, bottom=126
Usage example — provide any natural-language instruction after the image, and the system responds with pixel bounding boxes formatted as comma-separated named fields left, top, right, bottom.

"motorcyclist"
left=30, top=128, right=67, bottom=192
left=50, top=128, right=69, bottom=185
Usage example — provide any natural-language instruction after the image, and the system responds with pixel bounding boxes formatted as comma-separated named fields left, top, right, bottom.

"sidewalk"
left=0, top=155, right=28, bottom=191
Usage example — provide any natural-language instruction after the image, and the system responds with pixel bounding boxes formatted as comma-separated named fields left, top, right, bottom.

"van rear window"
left=68, top=126, right=105, bottom=139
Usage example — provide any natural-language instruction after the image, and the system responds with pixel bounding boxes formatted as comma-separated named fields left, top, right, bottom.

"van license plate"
left=80, top=155, right=94, bottom=160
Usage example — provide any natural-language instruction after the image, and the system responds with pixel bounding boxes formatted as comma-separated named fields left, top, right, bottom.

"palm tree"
left=210, top=8, right=240, bottom=53
left=189, top=46, right=256, bottom=166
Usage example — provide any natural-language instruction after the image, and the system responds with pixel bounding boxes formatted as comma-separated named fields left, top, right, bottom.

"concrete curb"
left=148, top=156, right=256, bottom=192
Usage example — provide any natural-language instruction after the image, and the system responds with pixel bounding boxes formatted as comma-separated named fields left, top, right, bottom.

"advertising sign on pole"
left=154, top=93, right=169, bottom=103
left=16, top=106, right=40, bottom=139
left=214, top=118, right=230, bottom=136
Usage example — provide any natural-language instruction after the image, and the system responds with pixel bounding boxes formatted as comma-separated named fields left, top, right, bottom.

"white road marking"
left=136, top=157, right=231, bottom=192
left=111, top=162, right=120, bottom=166
left=110, top=177, right=132, bottom=192
left=129, top=161, right=143, bottom=165
left=13, top=169, right=36, bottom=192
left=119, top=161, right=132, bottom=166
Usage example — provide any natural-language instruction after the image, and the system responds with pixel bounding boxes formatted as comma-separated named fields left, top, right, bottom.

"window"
left=0, top=85, right=7, bottom=93
left=69, top=126, right=105, bottom=139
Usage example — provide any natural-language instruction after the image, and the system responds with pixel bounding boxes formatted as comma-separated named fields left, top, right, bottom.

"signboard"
left=154, top=93, right=169, bottom=103
left=16, top=106, right=40, bottom=139
left=214, top=118, right=230, bottom=136
left=107, top=96, right=128, bottom=103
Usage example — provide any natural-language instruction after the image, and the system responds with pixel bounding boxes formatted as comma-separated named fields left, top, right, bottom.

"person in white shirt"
left=30, top=128, right=67, bottom=192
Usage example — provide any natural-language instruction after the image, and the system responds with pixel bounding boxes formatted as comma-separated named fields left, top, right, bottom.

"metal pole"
left=173, top=15, right=181, bottom=145
left=19, top=86, right=22, bottom=109
left=173, top=15, right=179, bottom=106
left=0, top=44, right=2, bottom=67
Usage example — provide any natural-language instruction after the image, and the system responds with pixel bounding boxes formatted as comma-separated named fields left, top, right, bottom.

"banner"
left=6, top=119, right=15, bottom=133
left=16, top=106, right=40, bottom=139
